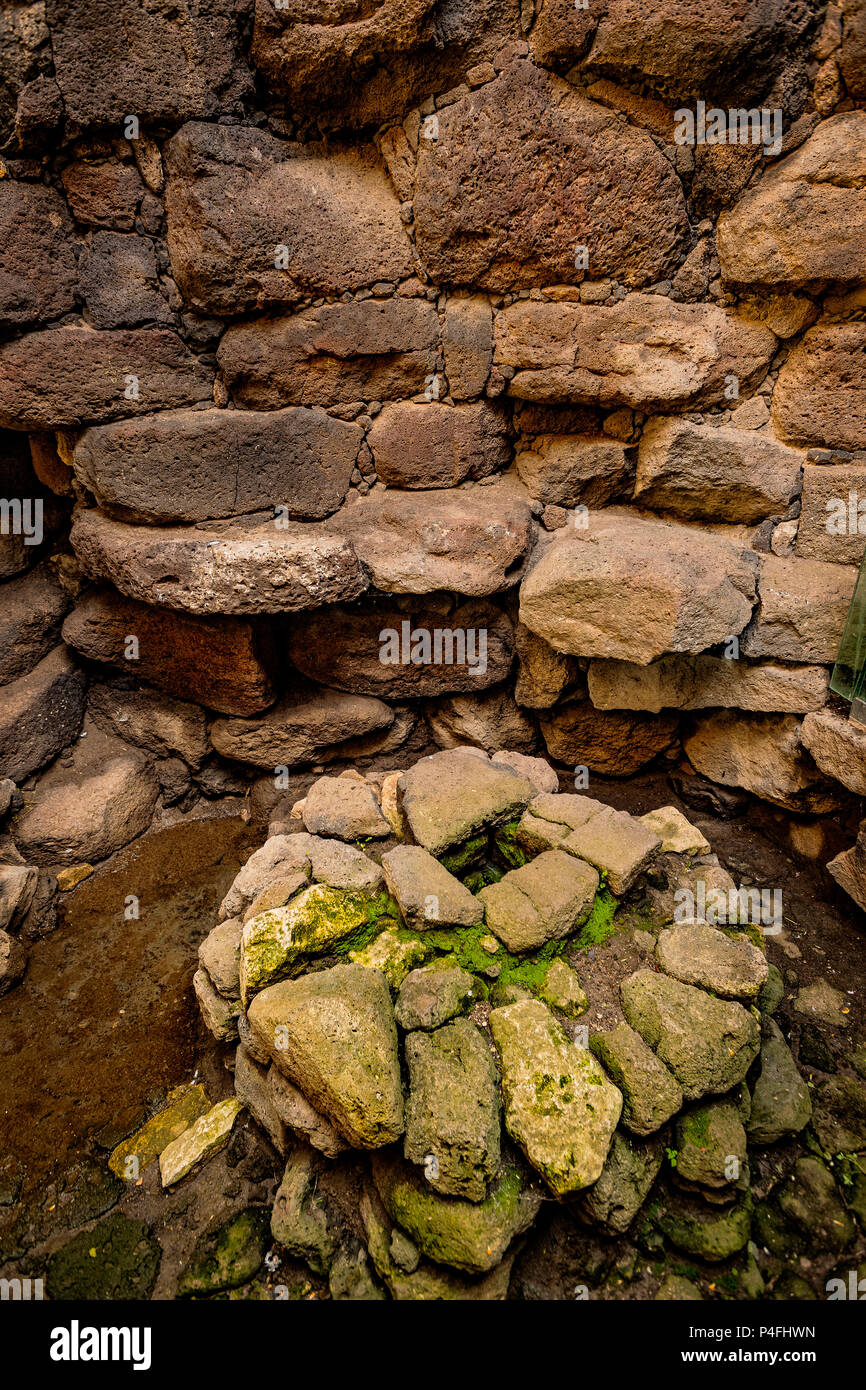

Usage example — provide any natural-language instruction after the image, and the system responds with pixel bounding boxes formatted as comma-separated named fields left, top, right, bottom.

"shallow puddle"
left=0, top=813, right=260, bottom=1202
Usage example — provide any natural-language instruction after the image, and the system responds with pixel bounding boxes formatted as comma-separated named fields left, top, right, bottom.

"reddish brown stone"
left=62, top=587, right=279, bottom=716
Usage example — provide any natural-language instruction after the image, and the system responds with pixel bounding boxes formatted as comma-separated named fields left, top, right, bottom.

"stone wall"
left=1, top=0, right=866, bottom=904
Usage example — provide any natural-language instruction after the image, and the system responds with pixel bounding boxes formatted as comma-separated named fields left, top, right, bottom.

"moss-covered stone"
left=403, top=1018, right=501, bottom=1201
left=240, top=884, right=390, bottom=1000
left=621, top=969, right=760, bottom=1101
left=655, top=1192, right=752, bottom=1262
left=590, top=1022, right=683, bottom=1135
left=248, top=964, right=404, bottom=1149
left=349, top=922, right=431, bottom=987
left=159, top=1097, right=242, bottom=1187
left=777, top=1157, right=855, bottom=1253
left=109, top=1083, right=211, bottom=1179
left=178, top=1207, right=268, bottom=1296
left=675, top=1098, right=747, bottom=1191
left=490, top=999, right=622, bottom=1197
left=372, top=1150, right=540, bottom=1274
left=538, top=957, right=587, bottom=1018
left=582, top=1131, right=665, bottom=1234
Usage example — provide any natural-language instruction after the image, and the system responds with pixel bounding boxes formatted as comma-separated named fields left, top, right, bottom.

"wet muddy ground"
left=1, top=767, right=865, bottom=1299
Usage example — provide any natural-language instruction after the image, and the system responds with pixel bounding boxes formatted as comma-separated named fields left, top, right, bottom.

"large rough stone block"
left=320, top=481, right=533, bottom=597
left=218, top=299, right=439, bottom=410
left=0, top=181, right=77, bottom=328
left=515, top=434, right=633, bottom=508
left=367, top=402, right=510, bottom=490
left=494, top=295, right=777, bottom=409
left=69, top=508, right=367, bottom=616
left=74, top=407, right=363, bottom=525
left=841, top=0, right=866, bottom=99
left=165, top=123, right=413, bottom=316
left=479, top=849, right=598, bottom=953
left=62, top=588, right=278, bottom=716
left=251, top=0, right=519, bottom=128
left=539, top=700, right=679, bottom=776
left=372, top=1149, right=539, bottom=1274
left=773, top=323, right=866, bottom=450
left=382, top=846, right=484, bottom=931
left=287, top=599, right=513, bottom=698
left=635, top=418, right=803, bottom=523
left=414, top=62, right=687, bottom=292
left=247, top=964, right=404, bottom=1149
left=426, top=686, right=537, bottom=756
left=583, top=0, right=816, bottom=103
left=77, top=231, right=170, bottom=331
left=0, top=561, right=70, bottom=685
left=801, top=708, right=866, bottom=797
left=684, top=711, right=840, bottom=813
left=795, top=461, right=866, bottom=566
left=0, top=646, right=85, bottom=782
left=0, top=327, right=212, bottom=431
left=490, top=999, right=622, bottom=1197
left=519, top=512, right=756, bottom=663
left=718, top=114, right=866, bottom=290
left=47, top=0, right=252, bottom=125
left=741, top=553, right=856, bottom=663
left=621, top=968, right=760, bottom=1101
left=397, top=748, right=533, bottom=857
left=588, top=654, right=829, bottom=714
left=589, top=1022, right=683, bottom=1135
left=443, top=295, right=493, bottom=400
left=403, top=1019, right=501, bottom=1201
left=10, top=723, right=159, bottom=861
left=518, top=793, right=661, bottom=894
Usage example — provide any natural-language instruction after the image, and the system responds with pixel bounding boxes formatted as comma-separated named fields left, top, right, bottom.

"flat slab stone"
left=519, top=793, right=661, bottom=895
left=320, top=480, right=533, bottom=596
left=382, top=846, right=484, bottom=932
left=0, top=326, right=212, bottom=431
left=61, top=587, right=279, bottom=716
left=403, top=1019, right=501, bottom=1201
left=656, top=922, right=768, bottom=999
left=519, top=511, right=756, bottom=663
left=590, top=1022, right=683, bottom=1135
left=159, top=1098, right=242, bottom=1187
left=218, top=298, right=438, bottom=410
left=240, top=884, right=379, bottom=1000
left=479, top=849, right=599, bottom=953
left=73, top=406, right=363, bottom=524
left=247, top=963, right=404, bottom=1149
left=494, top=294, right=776, bottom=410
left=108, top=1084, right=210, bottom=1179
left=302, top=776, right=390, bottom=842
left=372, top=1150, right=540, bottom=1275
left=70, top=508, right=367, bottom=616
left=490, top=999, right=622, bottom=1196
left=209, top=688, right=394, bottom=768
left=397, top=749, right=534, bottom=857
left=589, top=654, right=828, bottom=715
left=621, top=968, right=760, bottom=1101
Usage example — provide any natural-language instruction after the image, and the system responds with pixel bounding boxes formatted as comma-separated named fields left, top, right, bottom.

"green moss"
left=573, top=888, right=619, bottom=950
left=440, top=832, right=488, bottom=875
left=463, top=862, right=504, bottom=893
left=680, top=1106, right=712, bottom=1148
left=492, top=821, right=529, bottom=870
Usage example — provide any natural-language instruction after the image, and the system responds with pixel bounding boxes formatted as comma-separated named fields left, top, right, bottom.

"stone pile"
left=178, top=746, right=843, bottom=1299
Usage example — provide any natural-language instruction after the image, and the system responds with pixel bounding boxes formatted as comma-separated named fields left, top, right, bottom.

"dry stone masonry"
left=0, top=0, right=865, bottom=1306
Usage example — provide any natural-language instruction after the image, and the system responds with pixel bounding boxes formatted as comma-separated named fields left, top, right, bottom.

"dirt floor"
left=1, top=766, right=864, bottom=1299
